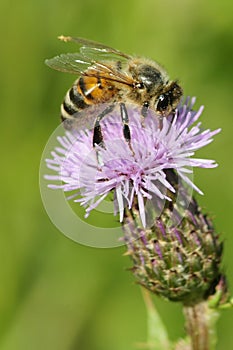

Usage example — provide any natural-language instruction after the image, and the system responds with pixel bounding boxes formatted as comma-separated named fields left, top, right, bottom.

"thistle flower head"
left=45, top=98, right=220, bottom=228
left=123, top=195, right=224, bottom=304
left=44, top=97, right=226, bottom=304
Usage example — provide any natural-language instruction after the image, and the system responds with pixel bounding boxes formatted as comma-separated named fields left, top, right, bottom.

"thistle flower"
left=45, top=97, right=220, bottom=229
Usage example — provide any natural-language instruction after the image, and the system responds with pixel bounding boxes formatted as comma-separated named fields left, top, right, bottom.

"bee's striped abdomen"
left=61, top=75, right=117, bottom=129
left=61, top=80, right=89, bottom=121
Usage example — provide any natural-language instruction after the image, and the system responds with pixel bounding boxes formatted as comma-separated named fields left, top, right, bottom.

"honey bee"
left=45, top=36, right=183, bottom=148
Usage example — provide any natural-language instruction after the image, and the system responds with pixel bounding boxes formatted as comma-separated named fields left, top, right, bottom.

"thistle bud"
left=122, top=186, right=224, bottom=305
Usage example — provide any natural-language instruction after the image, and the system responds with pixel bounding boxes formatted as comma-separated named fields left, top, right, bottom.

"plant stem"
left=183, top=302, right=219, bottom=350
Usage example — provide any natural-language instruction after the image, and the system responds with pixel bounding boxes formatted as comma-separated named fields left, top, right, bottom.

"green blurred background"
left=1, top=0, right=233, bottom=349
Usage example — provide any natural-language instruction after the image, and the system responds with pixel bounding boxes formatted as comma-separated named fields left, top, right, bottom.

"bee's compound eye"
left=156, top=94, right=169, bottom=112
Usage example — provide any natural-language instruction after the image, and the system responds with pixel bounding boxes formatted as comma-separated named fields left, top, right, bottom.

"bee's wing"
left=68, top=37, right=134, bottom=83
left=59, top=35, right=131, bottom=61
left=46, top=36, right=130, bottom=74
left=87, top=61, right=135, bottom=85
left=46, top=36, right=136, bottom=85
left=71, top=37, right=134, bottom=84
left=45, top=53, right=90, bottom=74
left=45, top=52, right=135, bottom=86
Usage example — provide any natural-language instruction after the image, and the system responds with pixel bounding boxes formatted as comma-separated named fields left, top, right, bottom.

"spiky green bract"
left=122, top=177, right=224, bottom=305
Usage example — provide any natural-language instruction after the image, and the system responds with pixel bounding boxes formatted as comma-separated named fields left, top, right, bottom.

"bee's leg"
left=142, top=101, right=164, bottom=129
left=140, top=101, right=150, bottom=127
left=170, top=109, right=176, bottom=123
left=164, top=109, right=176, bottom=133
left=93, top=104, right=115, bottom=148
left=141, top=101, right=149, bottom=118
left=93, top=104, right=115, bottom=166
left=120, top=103, right=130, bottom=143
left=120, top=103, right=134, bottom=155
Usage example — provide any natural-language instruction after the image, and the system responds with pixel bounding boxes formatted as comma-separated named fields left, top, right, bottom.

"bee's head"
left=155, top=81, right=183, bottom=116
